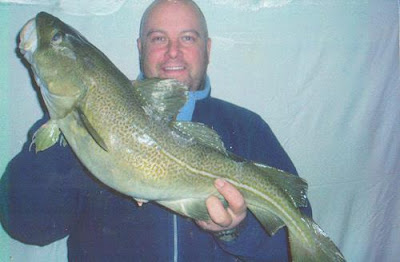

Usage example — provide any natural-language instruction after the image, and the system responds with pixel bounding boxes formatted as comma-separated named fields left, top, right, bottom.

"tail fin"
left=288, top=216, right=345, bottom=262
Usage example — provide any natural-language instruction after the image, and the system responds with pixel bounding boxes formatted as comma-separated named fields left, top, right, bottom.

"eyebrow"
left=181, top=30, right=201, bottom=38
left=146, top=29, right=166, bottom=37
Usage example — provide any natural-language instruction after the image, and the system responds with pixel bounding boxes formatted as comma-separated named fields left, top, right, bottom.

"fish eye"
left=51, top=31, right=64, bottom=44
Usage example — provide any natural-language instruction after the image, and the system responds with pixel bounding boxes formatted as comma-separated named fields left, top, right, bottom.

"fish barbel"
left=19, top=12, right=345, bottom=261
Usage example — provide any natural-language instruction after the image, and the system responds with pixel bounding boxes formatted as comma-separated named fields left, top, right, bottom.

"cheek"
left=142, top=51, right=162, bottom=73
left=187, top=49, right=208, bottom=71
left=143, top=45, right=164, bottom=60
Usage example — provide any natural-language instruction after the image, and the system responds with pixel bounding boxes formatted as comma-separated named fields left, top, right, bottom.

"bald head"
left=139, top=0, right=208, bottom=41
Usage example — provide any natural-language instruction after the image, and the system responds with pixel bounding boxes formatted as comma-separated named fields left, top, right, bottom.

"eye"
left=151, top=36, right=167, bottom=44
left=182, top=35, right=195, bottom=42
left=51, top=31, right=64, bottom=44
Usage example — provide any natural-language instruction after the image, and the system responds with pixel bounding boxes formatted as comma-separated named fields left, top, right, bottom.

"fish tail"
left=287, top=216, right=346, bottom=262
left=244, top=163, right=345, bottom=261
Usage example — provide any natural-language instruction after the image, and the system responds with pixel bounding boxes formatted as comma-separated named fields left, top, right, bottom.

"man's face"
left=138, top=1, right=211, bottom=91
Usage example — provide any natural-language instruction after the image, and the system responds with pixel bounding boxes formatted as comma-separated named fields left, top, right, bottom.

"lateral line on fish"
left=159, top=147, right=309, bottom=243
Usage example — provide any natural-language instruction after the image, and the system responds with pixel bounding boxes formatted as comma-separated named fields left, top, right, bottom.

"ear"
left=137, top=38, right=142, bottom=54
left=206, top=38, right=212, bottom=63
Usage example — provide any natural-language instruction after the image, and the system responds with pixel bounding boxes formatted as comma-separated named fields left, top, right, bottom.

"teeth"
left=165, top=66, right=184, bottom=71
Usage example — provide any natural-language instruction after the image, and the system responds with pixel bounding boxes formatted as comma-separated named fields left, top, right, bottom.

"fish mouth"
left=19, top=17, right=37, bottom=63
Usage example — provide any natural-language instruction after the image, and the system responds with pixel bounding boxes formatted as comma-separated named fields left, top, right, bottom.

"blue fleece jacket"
left=0, top=78, right=311, bottom=261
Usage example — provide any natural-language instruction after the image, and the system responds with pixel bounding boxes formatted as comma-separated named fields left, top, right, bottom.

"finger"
left=206, top=195, right=232, bottom=227
left=215, top=179, right=247, bottom=215
left=195, top=219, right=222, bottom=232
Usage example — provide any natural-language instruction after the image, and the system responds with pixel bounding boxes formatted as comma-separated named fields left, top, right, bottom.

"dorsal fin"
left=133, top=78, right=188, bottom=121
left=254, top=162, right=308, bottom=208
left=170, top=121, right=228, bottom=155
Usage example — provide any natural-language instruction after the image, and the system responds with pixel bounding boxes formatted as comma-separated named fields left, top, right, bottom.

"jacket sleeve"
left=0, top=115, right=84, bottom=246
left=215, top=114, right=313, bottom=261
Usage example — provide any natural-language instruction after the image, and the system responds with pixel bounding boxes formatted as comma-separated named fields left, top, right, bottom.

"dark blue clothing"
left=0, top=95, right=311, bottom=261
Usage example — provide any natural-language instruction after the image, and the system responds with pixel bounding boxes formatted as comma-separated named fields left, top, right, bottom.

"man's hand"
left=196, top=179, right=247, bottom=232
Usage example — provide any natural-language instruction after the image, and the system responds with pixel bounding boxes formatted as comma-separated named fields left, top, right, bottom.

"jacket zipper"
left=173, top=214, right=178, bottom=262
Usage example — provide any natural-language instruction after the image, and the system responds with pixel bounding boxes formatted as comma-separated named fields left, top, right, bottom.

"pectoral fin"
left=77, top=108, right=108, bottom=152
left=30, top=120, right=61, bottom=153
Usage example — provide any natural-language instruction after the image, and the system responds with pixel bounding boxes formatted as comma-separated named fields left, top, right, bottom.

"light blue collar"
left=136, top=73, right=211, bottom=121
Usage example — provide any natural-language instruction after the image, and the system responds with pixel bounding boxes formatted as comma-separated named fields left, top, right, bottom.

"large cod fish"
left=19, top=12, right=345, bottom=261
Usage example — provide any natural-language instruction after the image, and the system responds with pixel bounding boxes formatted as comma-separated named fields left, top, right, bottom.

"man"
left=0, top=0, right=311, bottom=261
left=137, top=0, right=247, bottom=235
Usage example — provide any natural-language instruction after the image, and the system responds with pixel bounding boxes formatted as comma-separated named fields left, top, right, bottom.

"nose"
left=166, top=39, right=181, bottom=59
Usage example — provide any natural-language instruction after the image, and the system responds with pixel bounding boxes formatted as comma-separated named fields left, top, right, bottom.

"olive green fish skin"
left=22, top=12, right=226, bottom=205
left=19, top=12, right=345, bottom=261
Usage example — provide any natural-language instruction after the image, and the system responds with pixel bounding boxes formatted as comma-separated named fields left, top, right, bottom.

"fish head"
left=19, top=12, right=93, bottom=119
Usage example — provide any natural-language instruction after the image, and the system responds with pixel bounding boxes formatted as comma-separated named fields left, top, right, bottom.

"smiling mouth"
left=164, top=66, right=185, bottom=71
